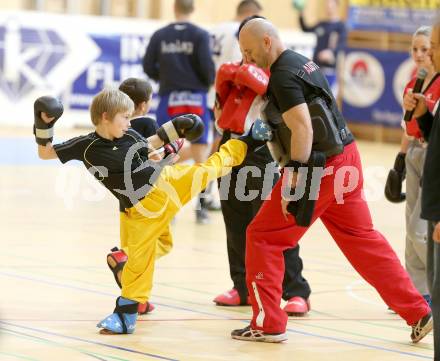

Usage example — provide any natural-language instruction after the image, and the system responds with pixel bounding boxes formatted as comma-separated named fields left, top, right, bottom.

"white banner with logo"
left=0, top=11, right=315, bottom=128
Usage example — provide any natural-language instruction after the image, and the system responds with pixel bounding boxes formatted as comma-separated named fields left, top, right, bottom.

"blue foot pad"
left=97, top=297, right=138, bottom=334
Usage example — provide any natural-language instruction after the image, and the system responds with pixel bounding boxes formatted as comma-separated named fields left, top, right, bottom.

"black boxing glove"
left=384, top=152, right=406, bottom=203
left=285, top=151, right=326, bottom=227
left=33, top=96, right=64, bottom=145
left=156, top=114, right=204, bottom=143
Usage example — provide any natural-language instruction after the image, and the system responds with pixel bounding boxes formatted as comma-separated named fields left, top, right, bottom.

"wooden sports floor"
left=0, top=128, right=434, bottom=360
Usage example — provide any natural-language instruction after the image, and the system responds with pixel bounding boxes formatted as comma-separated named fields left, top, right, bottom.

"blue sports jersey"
left=299, top=17, right=346, bottom=70
left=143, top=22, right=215, bottom=95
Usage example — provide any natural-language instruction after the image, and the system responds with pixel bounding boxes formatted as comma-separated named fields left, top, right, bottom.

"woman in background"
left=385, top=26, right=440, bottom=307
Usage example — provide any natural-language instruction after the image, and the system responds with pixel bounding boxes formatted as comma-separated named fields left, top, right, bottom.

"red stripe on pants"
left=245, top=142, right=430, bottom=333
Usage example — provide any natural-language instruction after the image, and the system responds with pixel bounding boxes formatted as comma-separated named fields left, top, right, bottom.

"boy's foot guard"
left=107, top=247, right=127, bottom=288
left=97, top=297, right=138, bottom=334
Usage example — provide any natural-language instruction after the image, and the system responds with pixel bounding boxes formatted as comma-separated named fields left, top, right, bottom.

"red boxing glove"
left=234, top=63, right=269, bottom=95
left=215, top=62, right=240, bottom=107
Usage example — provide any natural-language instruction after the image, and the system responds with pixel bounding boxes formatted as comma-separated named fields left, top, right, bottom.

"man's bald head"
left=239, top=18, right=279, bottom=41
left=238, top=18, right=284, bottom=69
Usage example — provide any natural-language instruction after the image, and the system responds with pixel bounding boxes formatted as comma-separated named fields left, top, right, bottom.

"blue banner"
left=347, top=0, right=437, bottom=33
left=342, top=48, right=415, bottom=127
left=69, top=33, right=153, bottom=110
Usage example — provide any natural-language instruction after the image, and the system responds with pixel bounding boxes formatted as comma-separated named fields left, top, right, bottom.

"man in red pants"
left=213, top=60, right=311, bottom=315
left=231, top=18, right=433, bottom=343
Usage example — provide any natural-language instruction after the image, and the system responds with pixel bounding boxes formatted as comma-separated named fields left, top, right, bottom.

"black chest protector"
left=263, top=62, right=353, bottom=167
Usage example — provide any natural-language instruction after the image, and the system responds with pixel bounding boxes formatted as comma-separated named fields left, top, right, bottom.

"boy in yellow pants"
left=108, top=77, right=185, bottom=315
left=33, top=88, right=269, bottom=334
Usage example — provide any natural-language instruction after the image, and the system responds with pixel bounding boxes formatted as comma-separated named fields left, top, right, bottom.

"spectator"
left=385, top=26, right=440, bottom=310
left=404, top=17, right=440, bottom=361
left=295, top=0, right=346, bottom=95
left=143, top=0, right=216, bottom=224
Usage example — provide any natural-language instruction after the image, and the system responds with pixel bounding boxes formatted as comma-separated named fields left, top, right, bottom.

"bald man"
left=231, top=18, right=433, bottom=343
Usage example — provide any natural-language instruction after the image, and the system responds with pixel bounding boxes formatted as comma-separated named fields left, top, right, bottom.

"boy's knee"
left=157, top=243, right=173, bottom=258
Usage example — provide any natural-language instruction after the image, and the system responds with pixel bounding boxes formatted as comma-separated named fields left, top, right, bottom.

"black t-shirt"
left=130, top=116, right=158, bottom=138
left=265, top=49, right=353, bottom=155
left=53, top=128, right=161, bottom=209
left=268, top=50, right=322, bottom=113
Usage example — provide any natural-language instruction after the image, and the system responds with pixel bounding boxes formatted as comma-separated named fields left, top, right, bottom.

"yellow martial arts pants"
left=119, top=139, right=247, bottom=303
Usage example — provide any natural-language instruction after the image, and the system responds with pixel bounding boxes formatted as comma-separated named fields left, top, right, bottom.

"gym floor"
left=0, top=128, right=433, bottom=360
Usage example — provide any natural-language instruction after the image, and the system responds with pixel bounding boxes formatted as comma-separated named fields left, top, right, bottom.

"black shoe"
left=204, top=198, right=221, bottom=211
left=231, top=325, right=287, bottom=343
left=196, top=207, right=210, bottom=224
left=411, top=312, right=433, bottom=343
left=195, top=194, right=210, bottom=224
left=201, top=181, right=221, bottom=211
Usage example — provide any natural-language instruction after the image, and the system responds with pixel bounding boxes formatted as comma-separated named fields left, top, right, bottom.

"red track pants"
left=245, top=142, right=430, bottom=333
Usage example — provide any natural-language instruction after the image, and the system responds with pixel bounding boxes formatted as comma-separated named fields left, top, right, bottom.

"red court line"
left=1, top=318, right=402, bottom=322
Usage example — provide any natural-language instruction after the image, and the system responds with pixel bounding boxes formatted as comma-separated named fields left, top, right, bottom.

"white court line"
left=345, top=279, right=385, bottom=308
left=0, top=188, right=32, bottom=196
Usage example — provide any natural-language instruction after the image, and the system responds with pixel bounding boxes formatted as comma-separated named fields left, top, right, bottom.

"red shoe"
left=213, top=289, right=250, bottom=306
left=283, top=297, right=310, bottom=316
left=138, top=302, right=155, bottom=315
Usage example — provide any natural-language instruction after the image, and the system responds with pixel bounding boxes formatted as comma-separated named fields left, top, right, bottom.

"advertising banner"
left=0, top=11, right=315, bottom=127
left=347, top=0, right=438, bottom=33
left=342, top=47, right=415, bottom=127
